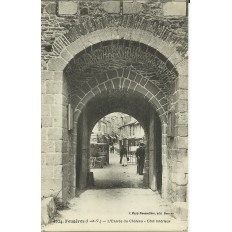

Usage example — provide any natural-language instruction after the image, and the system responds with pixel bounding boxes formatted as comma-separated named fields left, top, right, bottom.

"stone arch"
left=72, top=82, right=164, bottom=192
left=47, top=27, right=187, bottom=76
left=42, top=26, right=187, bottom=202
left=72, top=71, right=168, bottom=125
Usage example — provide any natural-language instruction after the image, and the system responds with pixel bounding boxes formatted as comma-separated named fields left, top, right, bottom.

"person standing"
left=120, top=145, right=127, bottom=164
left=111, top=145, right=114, bottom=153
left=135, top=143, right=145, bottom=175
left=122, top=152, right=128, bottom=166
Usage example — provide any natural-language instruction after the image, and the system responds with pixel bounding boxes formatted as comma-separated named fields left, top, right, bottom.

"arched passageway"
left=74, top=83, right=163, bottom=194
left=88, top=113, right=146, bottom=189
left=42, top=34, right=188, bottom=205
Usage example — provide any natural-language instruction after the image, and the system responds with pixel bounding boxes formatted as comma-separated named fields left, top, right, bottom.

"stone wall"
left=41, top=70, right=69, bottom=199
left=42, top=0, right=188, bottom=69
left=166, top=72, right=188, bottom=202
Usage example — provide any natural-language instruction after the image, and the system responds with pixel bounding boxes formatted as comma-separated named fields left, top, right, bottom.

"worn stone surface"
left=42, top=178, right=63, bottom=198
left=177, top=136, right=188, bottom=149
left=58, top=1, right=78, bottom=15
left=172, top=202, right=188, bottom=221
left=41, top=1, right=188, bottom=64
left=123, top=2, right=143, bottom=14
left=45, top=2, right=56, bottom=14
left=102, top=1, right=120, bottom=13
left=41, top=197, right=56, bottom=225
left=163, top=2, right=186, bottom=16
left=42, top=188, right=187, bottom=231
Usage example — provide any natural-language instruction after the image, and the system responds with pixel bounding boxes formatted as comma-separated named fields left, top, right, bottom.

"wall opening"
left=89, top=112, right=146, bottom=189
left=74, top=89, right=163, bottom=195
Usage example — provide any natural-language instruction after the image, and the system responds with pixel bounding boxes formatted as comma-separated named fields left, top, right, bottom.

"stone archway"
left=47, top=27, right=187, bottom=77
left=73, top=83, right=163, bottom=192
left=42, top=28, right=188, bottom=204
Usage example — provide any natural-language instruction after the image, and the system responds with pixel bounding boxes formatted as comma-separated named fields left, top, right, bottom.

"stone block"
left=41, top=179, right=62, bottom=197
left=145, top=82, right=160, bottom=95
left=54, top=94, right=62, bottom=105
left=45, top=153, right=63, bottom=165
left=177, top=74, right=187, bottom=87
left=66, top=39, right=86, bottom=56
left=53, top=165, right=63, bottom=179
left=123, top=79, right=131, bottom=89
left=42, top=165, right=54, bottom=178
left=41, top=82, right=46, bottom=94
left=47, top=128, right=63, bottom=140
left=177, top=100, right=188, bottom=113
left=48, top=58, right=68, bottom=71
left=42, top=71, right=53, bottom=80
left=123, top=2, right=143, bottom=14
left=41, top=197, right=56, bottom=225
left=177, top=136, right=188, bottom=149
left=46, top=81, right=63, bottom=94
left=172, top=173, right=188, bottom=186
left=45, top=3, right=56, bottom=15
left=168, top=52, right=183, bottom=66
left=175, top=185, right=187, bottom=202
left=58, top=1, right=78, bottom=15
left=51, top=105, right=63, bottom=117
left=176, top=112, right=188, bottom=125
left=42, top=105, right=50, bottom=116
left=139, top=77, right=148, bottom=87
left=135, top=84, right=148, bottom=96
left=42, top=117, right=53, bottom=127
left=174, top=149, right=187, bottom=163
left=172, top=160, right=184, bottom=173
left=150, top=97, right=160, bottom=110
left=42, top=141, right=55, bottom=153
left=177, top=59, right=188, bottom=76
left=54, top=72, right=63, bottom=81
left=60, top=49, right=74, bottom=63
left=163, top=2, right=186, bottom=16
left=43, top=95, right=54, bottom=104
left=172, top=202, right=188, bottom=221
left=178, top=90, right=188, bottom=100
left=176, top=125, right=188, bottom=137
left=41, top=128, right=47, bottom=141
left=53, top=117, right=64, bottom=128
left=102, top=1, right=120, bottom=14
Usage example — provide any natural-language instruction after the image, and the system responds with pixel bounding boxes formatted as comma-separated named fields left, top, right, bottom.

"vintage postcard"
left=41, top=0, right=188, bottom=231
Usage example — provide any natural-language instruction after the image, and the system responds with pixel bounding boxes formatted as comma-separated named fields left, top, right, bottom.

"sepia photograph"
left=41, top=0, right=188, bottom=231
left=3, top=1, right=232, bottom=232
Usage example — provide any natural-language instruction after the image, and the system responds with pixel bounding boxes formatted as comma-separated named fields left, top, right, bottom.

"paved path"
left=43, top=188, right=187, bottom=231
left=42, top=151, right=187, bottom=231
left=91, top=151, right=144, bottom=189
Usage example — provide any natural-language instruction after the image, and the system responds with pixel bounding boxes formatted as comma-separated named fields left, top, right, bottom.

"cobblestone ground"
left=42, top=152, right=187, bottom=231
